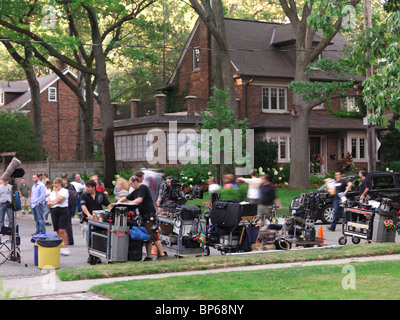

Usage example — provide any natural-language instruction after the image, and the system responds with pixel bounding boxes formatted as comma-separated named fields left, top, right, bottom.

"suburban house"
left=113, top=18, right=385, bottom=173
left=0, top=64, right=103, bottom=161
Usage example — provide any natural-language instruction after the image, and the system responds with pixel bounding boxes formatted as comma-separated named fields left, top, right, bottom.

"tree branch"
left=0, top=18, right=96, bottom=75
left=278, top=0, right=300, bottom=28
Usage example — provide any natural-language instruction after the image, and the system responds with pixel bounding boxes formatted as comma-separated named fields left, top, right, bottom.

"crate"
left=262, top=244, right=276, bottom=251
left=159, top=234, right=178, bottom=246
left=91, top=232, right=108, bottom=253
left=160, top=223, right=174, bottom=235
left=251, top=243, right=264, bottom=251
left=109, top=226, right=129, bottom=262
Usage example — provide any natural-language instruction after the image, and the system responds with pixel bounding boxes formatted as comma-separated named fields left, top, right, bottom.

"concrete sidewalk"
left=3, top=254, right=400, bottom=299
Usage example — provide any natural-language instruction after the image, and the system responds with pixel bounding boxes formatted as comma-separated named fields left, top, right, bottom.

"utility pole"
left=365, top=0, right=376, bottom=172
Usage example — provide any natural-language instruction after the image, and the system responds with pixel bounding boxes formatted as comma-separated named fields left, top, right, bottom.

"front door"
left=310, top=136, right=326, bottom=173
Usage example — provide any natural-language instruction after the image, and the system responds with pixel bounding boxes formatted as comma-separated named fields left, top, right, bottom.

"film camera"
left=168, top=177, right=204, bottom=205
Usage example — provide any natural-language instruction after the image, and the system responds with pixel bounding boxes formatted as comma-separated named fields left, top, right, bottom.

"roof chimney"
left=56, top=60, right=67, bottom=71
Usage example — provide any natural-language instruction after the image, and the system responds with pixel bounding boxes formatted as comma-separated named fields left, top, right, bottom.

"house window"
left=349, top=136, right=366, bottom=161
left=0, top=92, right=4, bottom=106
left=114, top=134, right=150, bottom=160
left=338, top=137, right=346, bottom=160
left=266, top=133, right=290, bottom=162
left=48, top=87, right=57, bottom=102
left=262, top=87, right=287, bottom=111
left=340, top=97, right=359, bottom=112
left=193, top=47, right=200, bottom=70
left=168, top=133, right=203, bottom=161
left=339, top=133, right=367, bottom=162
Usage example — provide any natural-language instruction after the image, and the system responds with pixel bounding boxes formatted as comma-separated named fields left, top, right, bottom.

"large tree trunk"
left=212, top=0, right=237, bottom=115
left=85, top=5, right=116, bottom=187
left=25, top=67, right=43, bottom=154
left=189, top=0, right=237, bottom=115
left=81, top=73, right=95, bottom=160
left=289, top=99, right=311, bottom=190
left=289, top=48, right=312, bottom=190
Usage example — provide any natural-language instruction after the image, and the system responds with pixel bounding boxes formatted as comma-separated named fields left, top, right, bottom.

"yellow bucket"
left=36, top=238, right=63, bottom=270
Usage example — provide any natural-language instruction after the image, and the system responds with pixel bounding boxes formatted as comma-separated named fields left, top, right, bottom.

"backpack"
left=67, top=183, right=79, bottom=207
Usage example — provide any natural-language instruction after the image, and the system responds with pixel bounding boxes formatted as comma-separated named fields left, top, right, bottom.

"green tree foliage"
left=0, top=111, right=42, bottom=162
left=378, top=115, right=400, bottom=164
left=361, top=12, right=400, bottom=129
left=196, top=87, right=249, bottom=183
left=254, top=140, right=278, bottom=173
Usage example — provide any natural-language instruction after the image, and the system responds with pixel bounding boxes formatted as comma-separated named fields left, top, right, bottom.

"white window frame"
left=339, top=133, right=368, bottom=162
left=338, top=136, right=346, bottom=160
left=265, top=132, right=291, bottom=163
left=193, top=47, right=200, bottom=71
left=262, top=87, right=288, bottom=112
left=340, top=96, right=358, bottom=112
left=48, top=87, right=57, bottom=102
left=114, top=134, right=150, bottom=161
left=313, top=102, right=325, bottom=110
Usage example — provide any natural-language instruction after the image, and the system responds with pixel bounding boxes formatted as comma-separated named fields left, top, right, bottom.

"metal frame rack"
left=157, top=215, right=206, bottom=258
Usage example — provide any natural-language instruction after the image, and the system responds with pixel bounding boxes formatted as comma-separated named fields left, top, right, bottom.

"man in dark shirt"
left=80, top=179, right=112, bottom=264
left=81, top=180, right=112, bottom=222
left=258, top=173, right=278, bottom=225
left=327, top=171, right=352, bottom=232
left=117, top=176, right=167, bottom=261
left=358, top=170, right=370, bottom=202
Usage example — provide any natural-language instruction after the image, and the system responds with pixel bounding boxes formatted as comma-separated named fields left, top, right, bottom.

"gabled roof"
left=0, top=79, right=30, bottom=93
left=270, top=24, right=330, bottom=46
left=0, top=68, right=79, bottom=111
left=168, top=18, right=350, bottom=84
left=224, top=18, right=347, bottom=80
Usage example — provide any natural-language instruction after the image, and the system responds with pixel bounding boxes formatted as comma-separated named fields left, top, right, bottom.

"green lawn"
left=56, top=243, right=400, bottom=281
left=90, top=259, right=400, bottom=300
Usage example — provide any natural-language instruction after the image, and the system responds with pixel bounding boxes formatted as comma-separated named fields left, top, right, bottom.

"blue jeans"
left=72, top=193, right=82, bottom=216
left=32, top=204, right=46, bottom=234
left=0, top=203, right=13, bottom=227
left=331, top=198, right=349, bottom=230
left=44, top=203, right=50, bottom=221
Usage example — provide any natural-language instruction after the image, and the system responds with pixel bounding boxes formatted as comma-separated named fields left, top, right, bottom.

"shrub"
left=254, top=140, right=278, bottom=172
left=388, top=161, right=400, bottom=173
left=309, top=174, right=324, bottom=188
left=180, top=164, right=217, bottom=191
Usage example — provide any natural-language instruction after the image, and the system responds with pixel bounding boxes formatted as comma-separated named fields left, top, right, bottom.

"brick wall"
left=25, top=74, right=102, bottom=161
left=174, top=20, right=212, bottom=113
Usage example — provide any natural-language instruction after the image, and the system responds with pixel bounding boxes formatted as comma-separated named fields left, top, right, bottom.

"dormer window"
left=48, top=87, right=57, bottom=102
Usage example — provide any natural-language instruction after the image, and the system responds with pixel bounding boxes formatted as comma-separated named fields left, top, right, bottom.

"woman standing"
left=114, top=177, right=130, bottom=202
left=47, top=178, right=70, bottom=256
left=236, top=170, right=262, bottom=204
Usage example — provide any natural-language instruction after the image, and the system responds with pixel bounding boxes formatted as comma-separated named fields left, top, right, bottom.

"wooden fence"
left=0, top=159, right=104, bottom=183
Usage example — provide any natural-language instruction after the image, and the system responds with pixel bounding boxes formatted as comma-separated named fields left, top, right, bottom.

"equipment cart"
left=208, top=216, right=260, bottom=255
left=204, top=200, right=259, bottom=255
left=87, top=204, right=136, bottom=264
left=157, top=215, right=206, bottom=258
left=87, top=218, right=130, bottom=264
left=338, top=207, right=375, bottom=245
left=339, top=198, right=399, bottom=245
